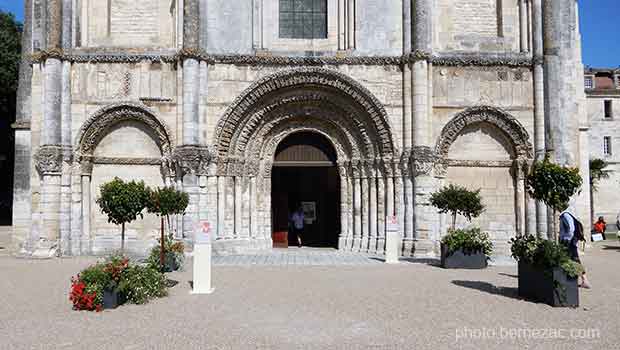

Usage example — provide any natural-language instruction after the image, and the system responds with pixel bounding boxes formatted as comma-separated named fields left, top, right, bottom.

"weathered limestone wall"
left=80, top=0, right=177, bottom=48
left=435, top=0, right=521, bottom=52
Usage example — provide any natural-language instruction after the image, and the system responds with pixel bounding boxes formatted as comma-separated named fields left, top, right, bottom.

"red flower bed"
left=70, top=277, right=102, bottom=312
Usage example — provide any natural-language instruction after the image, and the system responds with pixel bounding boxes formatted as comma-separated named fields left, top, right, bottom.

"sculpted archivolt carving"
left=75, top=102, right=173, bottom=159
left=436, top=106, right=534, bottom=160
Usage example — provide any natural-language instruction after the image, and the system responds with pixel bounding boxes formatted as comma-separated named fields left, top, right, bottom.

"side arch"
left=435, top=106, right=533, bottom=160
left=75, top=102, right=174, bottom=159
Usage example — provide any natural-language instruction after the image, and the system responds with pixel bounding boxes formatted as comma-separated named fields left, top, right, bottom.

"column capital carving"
left=411, top=146, right=438, bottom=176
left=35, top=144, right=63, bottom=175
left=173, top=145, right=211, bottom=176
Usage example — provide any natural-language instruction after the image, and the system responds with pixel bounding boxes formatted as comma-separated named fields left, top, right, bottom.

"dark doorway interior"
left=271, top=132, right=340, bottom=248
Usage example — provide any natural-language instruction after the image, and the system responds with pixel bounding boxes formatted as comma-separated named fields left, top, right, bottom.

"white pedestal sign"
left=192, top=221, right=215, bottom=294
left=385, top=215, right=400, bottom=264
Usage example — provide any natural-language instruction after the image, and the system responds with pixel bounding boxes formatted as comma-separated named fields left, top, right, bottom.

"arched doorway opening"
left=271, top=132, right=341, bottom=248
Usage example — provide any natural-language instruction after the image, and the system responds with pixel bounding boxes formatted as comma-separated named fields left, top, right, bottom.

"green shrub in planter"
left=146, top=238, right=185, bottom=272
left=440, top=228, right=492, bottom=269
left=510, top=235, right=584, bottom=307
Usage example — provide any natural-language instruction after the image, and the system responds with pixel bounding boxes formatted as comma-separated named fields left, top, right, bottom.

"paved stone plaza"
left=1, top=242, right=619, bottom=350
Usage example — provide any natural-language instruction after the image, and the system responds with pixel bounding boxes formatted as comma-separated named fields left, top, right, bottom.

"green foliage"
left=146, top=186, right=189, bottom=218
left=118, top=265, right=168, bottom=304
left=430, top=184, right=485, bottom=228
left=96, top=177, right=150, bottom=227
left=510, top=235, right=584, bottom=279
left=441, top=227, right=493, bottom=257
left=0, top=11, right=21, bottom=116
left=526, top=157, right=582, bottom=212
left=146, top=237, right=185, bottom=272
left=589, top=158, right=610, bottom=192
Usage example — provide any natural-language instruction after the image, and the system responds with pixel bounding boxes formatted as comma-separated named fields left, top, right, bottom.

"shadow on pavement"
left=601, top=245, right=620, bottom=250
left=498, top=273, right=518, bottom=278
left=452, top=280, right=520, bottom=300
left=368, top=257, right=441, bottom=266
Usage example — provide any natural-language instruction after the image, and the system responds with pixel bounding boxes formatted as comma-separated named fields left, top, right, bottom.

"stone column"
left=338, top=163, right=349, bottom=250
left=542, top=0, right=585, bottom=238
left=12, top=0, right=34, bottom=252
left=519, top=0, right=529, bottom=52
left=33, top=0, right=64, bottom=257
left=376, top=174, right=386, bottom=254
left=217, top=176, right=226, bottom=239
left=338, top=0, right=346, bottom=51
left=394, top=166, right=404, bottom=255
left=179, top=0, right=204, bottom=243
left=401, top=154, right=414, bottom=256
left=515, top=161, right=526, bottom=236
left=369, top=167, right=378, bottom=253
left=81, top=172, right=91, bottom=253
left=360, top=170, right=370, bottom=252
left=352, top=163, right=362, bottom=251
left=347, top=0, right=355, bottom=49
left=411, top=0, right=435, bottom=257
left=249, top=176, right=258, bottom=240
left=531, top=0, right=547, bottom=237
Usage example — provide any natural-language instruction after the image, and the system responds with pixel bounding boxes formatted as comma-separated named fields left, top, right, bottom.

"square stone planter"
left=440, top=244, right=488, bottom=269
left=518, top=262, right=579, bottom=307
left=162, top=253, right=181, bottom=272
left=102, top=289, right=126, bottom=310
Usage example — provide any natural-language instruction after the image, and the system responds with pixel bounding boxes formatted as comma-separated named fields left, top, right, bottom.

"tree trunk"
left=451, top=212, right=457, bottom=230
left=121, top=222, right=125, bottom=253
left=552, top=209, right=559, bottom=242
left=160, top=216, right=165, bottom=272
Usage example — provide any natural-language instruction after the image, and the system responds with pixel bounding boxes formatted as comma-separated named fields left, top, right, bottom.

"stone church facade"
left=11, top=0, right=589, bottom=259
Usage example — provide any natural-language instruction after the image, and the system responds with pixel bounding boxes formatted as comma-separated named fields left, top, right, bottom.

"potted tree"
left=511, top=235, right=583, bottom=307
left=96, top=178, right=150, bottom=253
left=430, top=184, right=489, bottom=269
left=146, top=186, right=189, bottom=272
left=518, top=157, right=584, bottom=307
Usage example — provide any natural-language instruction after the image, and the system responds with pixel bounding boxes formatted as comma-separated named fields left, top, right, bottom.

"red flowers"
left=69, top=276, right=102, bottom=312
left=104, top=257, right=129, bottom=282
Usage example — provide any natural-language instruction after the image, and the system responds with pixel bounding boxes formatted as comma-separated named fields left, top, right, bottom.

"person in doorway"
left=593, top=216, right=607, bottom=240
left=560, top=206, right=591, bottom=289
left=290, top=206, right=305, bottom=248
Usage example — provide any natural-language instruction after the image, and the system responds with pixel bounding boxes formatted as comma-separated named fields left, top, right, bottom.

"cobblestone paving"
left=213, top=248, right=383, bottom=266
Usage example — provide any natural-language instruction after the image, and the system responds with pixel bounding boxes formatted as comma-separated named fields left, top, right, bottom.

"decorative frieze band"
left=30, top=50, right=533, bottom=68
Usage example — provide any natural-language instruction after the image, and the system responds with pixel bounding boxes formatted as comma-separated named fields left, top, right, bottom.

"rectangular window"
left=605, top=100, right=613, bottom=119
left=604, top=136, right=612, bottom=156
left=279, top=0, right=328, bottom=39
left=585, top=77, right=593, bottom=89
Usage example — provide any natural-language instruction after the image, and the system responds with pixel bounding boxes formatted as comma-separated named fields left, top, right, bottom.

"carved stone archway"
left=74, top=102, right=175, bottom=175
left=210, top=68, right=398, bottom=254
left=435, top=106, right=533, bottom=161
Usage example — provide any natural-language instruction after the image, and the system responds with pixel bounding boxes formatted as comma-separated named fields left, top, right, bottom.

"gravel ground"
left=1, top=241, right=619, bottom=350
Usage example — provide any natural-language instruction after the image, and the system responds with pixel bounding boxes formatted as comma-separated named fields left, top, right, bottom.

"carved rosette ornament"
left=35, top=145, right=63, bottom=175
left=173, top=145, right=211, bottom=176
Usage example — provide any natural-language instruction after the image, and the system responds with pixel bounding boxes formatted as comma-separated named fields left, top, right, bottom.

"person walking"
left=560, top=206, right=591, bottom=289
left=593, top=216, right=607, bottom=241
left=290, top=206, right=305, bottom=248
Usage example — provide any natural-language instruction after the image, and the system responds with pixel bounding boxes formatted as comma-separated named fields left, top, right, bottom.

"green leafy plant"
left=96, top=178, right=150, bottom=252
left=118, top=265, right=168, bottom=304
left=430, top=184, right=485, bottom=229
left=146, top=186, right=189, bottom=271
left=526, top=157, right=582, bottom=239
left=441, top=227, right=493, bottom=257
left=510, top=235, right=584, bottom=279
left=146, top=237, right=185, bottom=272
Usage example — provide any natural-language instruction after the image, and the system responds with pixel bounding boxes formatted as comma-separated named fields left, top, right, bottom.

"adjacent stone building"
left=11, top=0, right=589, bottom=258
left=586, top=68, right=620, bottom=225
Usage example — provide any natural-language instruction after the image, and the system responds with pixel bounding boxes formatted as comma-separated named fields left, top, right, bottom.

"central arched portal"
left=271, top=132, right=341, bottom=248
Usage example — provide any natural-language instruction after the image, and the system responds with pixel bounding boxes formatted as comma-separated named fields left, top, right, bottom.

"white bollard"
left=385, top=216, right=400, bottom=264
left=191, top=222, right=215, bottom=294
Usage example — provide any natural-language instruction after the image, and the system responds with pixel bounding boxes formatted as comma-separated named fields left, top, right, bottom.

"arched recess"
left=210, top=68, right=398, bottom=254
left=435, top=106, right=534, bottom=257
left=73, top=103, right=175, bottom=254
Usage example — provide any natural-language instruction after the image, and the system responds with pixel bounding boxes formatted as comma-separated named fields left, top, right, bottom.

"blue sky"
left=1, top=0, right=618, bottom=68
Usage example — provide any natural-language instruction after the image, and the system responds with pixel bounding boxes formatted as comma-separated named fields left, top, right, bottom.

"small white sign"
left=386, top=215, right=399, bottom=232
left=592, top=233, right=604, bottom=242
left=195, top=221, right=211, bottom=245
